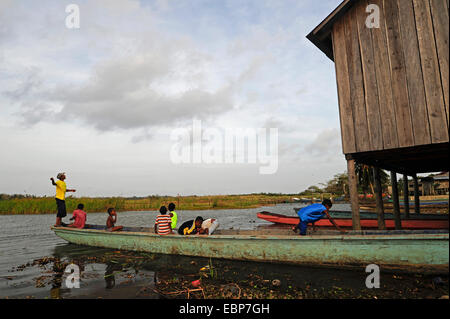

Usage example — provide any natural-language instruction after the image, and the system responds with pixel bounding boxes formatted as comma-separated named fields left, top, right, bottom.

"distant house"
left=406, top=172, right=449, bottom=196
left=433, top=172, right=450, bottom=195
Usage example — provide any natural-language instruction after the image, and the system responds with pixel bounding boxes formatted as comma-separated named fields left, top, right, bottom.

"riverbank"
left=0, top=194, right=299, bottom=215
left=1, top=193, right=448, bottom=215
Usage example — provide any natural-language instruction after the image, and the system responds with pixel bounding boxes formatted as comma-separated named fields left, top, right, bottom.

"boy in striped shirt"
left=154, top=206, right=172, bottom=235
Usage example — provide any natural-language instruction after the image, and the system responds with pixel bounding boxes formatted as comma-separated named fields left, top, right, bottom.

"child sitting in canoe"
left=106, top=208, right=123, bottom=232
left=198, top=218, right=219, bottom=235
left=177, top=216, right=204, bottom=235
left=67, top=203, right=87, bottom=229
left=154, top=206, right=172, bottom=235
left=168, top=202, right=178, bottom=230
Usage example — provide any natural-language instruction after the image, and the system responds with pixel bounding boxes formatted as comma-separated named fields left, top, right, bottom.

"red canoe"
left=257, top=211, right=449, bottom=230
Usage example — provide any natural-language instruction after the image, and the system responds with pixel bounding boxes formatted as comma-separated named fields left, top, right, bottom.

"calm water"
left=1, top=203, right=447, bottom=299
left=0, top=203, right=300, bottom=298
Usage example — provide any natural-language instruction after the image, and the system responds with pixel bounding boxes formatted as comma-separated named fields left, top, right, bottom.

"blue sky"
left=0, top=0, right=346, bottom=196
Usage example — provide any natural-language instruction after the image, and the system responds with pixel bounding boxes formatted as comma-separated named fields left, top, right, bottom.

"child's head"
left=57, top=172, right=66, bottom=181
left=194, top=216, right=204, bottom=227
left=168, top=203, right=175, bottom=211
left=107, top=207, right=115, bottom=215
left=77, top=203, right=84, bottom=210
left=322, top=199, right=333, bottom=209
left=159, top=206, right=168, bottom=215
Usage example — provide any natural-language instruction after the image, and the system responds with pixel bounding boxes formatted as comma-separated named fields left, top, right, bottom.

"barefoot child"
left=292, top=199, right=346, bottom=235
left=50, top=172, right=76, bottom=227
left=68, top=203, right=87, bottom=229
left=106, top=208, right=123, bottom=232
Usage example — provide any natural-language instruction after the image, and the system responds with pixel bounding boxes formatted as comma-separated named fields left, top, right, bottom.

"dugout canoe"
left=257, top=211, right=449, bottom=229
left=293, top=208, right=449, bottom=220
left=51, top=225, right=449, bottom=273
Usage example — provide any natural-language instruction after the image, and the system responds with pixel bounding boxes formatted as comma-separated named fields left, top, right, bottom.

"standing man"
left=50, top=172, right=76, bottom=227
left=293, top=199, right=346, bottom=235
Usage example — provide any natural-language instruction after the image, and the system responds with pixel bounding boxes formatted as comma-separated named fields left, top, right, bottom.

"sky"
left=0, top=0, right=347, bottom=197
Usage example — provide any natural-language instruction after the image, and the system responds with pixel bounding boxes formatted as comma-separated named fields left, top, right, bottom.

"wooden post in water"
left=413, top=174, right=421, bottom=214
left=390, top=171, right=402, bottom=229
left=373, top=166, right=386, bottom=230
left=347, top=158, right=361, bottom=230
left=403, top=174, right=410, bottom=218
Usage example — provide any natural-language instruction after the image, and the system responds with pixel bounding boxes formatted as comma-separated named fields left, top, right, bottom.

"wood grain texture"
left=369, top=0, right=399, bottom=150
left=347, top=159, right=362, bottom=230
left=356, top=0, right=384, bottom=151
left=383, top=0, right=415, bottom=147
left=390, top=171, right=402, bottom=230
left=397, top=0, right=432, bottom=146
left=373, top=166, right=386, bottom=230
left=332, top=18, right=357, bottom=154
left=413, top=0, right=449, bottom=143
left=344, top=5, right=371, bottom=152
left=330, top=0, right=448, bottom=155
left=429, top=0, right=449, bottom=127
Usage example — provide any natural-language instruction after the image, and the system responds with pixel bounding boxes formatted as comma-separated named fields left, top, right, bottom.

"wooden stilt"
left=373, top=166, right=386, bottom=230
left=347, top=159, right=361, bottom=230
left=403, top=174, right=410, bottom=218
left=390, top=171, right=402, bottom=229
left=413, top=174, right=421, bottom=214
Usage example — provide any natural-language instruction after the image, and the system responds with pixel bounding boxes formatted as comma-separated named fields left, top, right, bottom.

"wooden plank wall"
left=332, top=0, right=449, bottom=155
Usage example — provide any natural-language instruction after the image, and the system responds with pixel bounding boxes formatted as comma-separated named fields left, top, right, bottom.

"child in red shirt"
left=68, top=203, right=87, bottom=229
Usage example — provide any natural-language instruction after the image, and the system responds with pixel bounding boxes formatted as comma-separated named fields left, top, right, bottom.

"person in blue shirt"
left=292, top=199, right=345, bottom=235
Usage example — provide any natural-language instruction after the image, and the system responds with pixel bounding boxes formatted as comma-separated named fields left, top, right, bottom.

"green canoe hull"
left=51, top=227, right=449, bottom=274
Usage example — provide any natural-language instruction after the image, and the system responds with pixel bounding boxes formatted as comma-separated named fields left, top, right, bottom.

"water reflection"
left=3, top=241, right=448, bottom=299
left=104, top=262, right=123, bottom=289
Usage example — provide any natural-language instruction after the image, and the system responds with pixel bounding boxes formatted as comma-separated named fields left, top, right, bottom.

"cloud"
left=0, top=0, right=348, bottom=196
left=2, top=0, right=340, bottom=138
left=2, top=3, right=237, bottom=133
left=3, top=66, right=43, bottom=100
left=12, top=61, right=235, bottom=131
left=304, top=128, right=342, bottom=156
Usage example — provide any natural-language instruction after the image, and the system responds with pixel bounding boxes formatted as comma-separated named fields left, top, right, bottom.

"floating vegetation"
left=6, top=249, right=449, bottom=299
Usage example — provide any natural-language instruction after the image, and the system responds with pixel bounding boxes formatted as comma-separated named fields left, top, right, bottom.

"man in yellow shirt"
left=50, top=172, right=76, bottom=226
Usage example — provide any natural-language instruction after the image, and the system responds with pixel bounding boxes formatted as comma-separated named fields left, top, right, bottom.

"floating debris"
left=272, top=279, right=281, bottom=287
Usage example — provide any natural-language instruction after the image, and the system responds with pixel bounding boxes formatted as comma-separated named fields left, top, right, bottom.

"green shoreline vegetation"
left=0, top=193, right=307, bottom=215
left=2, top=167, right=448, bottom=215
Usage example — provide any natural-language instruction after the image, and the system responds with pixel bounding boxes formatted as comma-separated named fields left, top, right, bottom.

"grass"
left=0, top=197, right=126, bottom=215
left=0, top=194, right=299, bottom=215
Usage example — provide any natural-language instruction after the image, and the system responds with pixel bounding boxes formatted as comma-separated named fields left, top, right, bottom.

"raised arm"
left=50, top=177, right=57, bottom=186
left=324, top=211, right=346, bottom=233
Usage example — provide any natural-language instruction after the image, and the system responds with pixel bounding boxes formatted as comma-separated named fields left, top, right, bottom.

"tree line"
left=300, top=164, right=403, bottom=197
